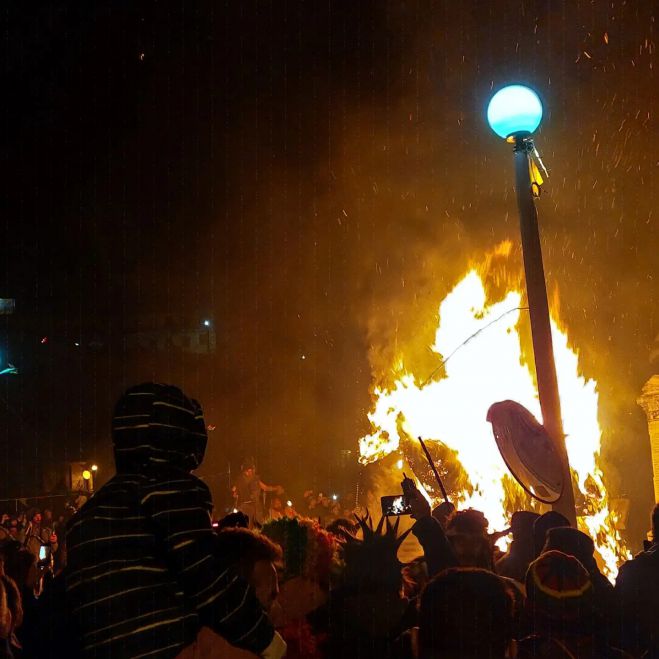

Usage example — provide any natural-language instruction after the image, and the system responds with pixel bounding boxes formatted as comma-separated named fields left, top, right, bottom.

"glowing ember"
left=359, top=254, right=628, bottom=576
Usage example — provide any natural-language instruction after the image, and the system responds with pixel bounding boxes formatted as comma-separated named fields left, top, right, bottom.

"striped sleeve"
left=140, top=475, right=274, bottom=655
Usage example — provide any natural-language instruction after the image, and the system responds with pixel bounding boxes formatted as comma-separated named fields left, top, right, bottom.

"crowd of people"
left=0, top=382, right=657, bottom=658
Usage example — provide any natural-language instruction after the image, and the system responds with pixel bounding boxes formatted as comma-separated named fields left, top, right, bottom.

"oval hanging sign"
left=487, top=400, right=564, bottom=503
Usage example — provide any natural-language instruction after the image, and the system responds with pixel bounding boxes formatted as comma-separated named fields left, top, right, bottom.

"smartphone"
left=381, top=494, right=412, bottom=516
left=39, top=545, right=49, bottom=561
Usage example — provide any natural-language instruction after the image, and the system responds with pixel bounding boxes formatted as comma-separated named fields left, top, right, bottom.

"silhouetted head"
left=446, top=509, right=493, bottom=569
left=112, top=383, right=207, bottom=473
left=431, top=501, right=456, bottom=529
left=418, top=568, right=514, bottom=659
left=241, top=457, right=256, bottom=478
left=216, top=527, right=282, bottom=612
left=511, top=511, right=540, bottom=541
left=543, top=526, right=597, bottom=573
left=533, top=510, right=570, bottom=557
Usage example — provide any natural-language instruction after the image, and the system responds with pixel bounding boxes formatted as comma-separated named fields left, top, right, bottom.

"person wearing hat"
left=24, top=509, right=58, bottom=564
left=65, top=383, right=286, bottom=659
left=232, top=457, right=283, bottom=528
left=542, top=526, right=617, bottom=623
left=518, top=550, right=630, bottom=658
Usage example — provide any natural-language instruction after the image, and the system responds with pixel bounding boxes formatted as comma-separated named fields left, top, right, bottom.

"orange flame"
left=359, top=248, right=629, bottom=576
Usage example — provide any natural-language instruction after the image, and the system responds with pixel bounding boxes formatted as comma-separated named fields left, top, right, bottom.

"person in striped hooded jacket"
left=65, top=383, right=286, bottom=659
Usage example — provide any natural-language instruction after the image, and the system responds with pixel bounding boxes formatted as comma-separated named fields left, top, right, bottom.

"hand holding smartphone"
left=380, top=473, right=420, bottom=516
left=38, top=544, right=52, bottom=567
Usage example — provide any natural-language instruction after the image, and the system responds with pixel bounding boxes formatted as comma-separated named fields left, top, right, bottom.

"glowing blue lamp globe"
left=486, top=85, right=543, bottom=139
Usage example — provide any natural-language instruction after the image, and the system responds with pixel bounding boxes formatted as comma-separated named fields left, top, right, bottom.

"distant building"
left=125, top=313, right=216, bottom=354
left=0, top=299, right=15, bottom=315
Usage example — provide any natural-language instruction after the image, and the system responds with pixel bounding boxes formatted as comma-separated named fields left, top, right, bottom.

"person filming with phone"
left=381, top=474, right=458, bottom=578
left=23, top=510, right=58, bottom=568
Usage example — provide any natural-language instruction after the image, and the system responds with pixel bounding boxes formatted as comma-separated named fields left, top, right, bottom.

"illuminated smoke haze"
left=1, top=2, right=656, bottom=544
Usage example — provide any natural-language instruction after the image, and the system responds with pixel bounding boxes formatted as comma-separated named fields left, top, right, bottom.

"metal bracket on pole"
left=513, top=136, right=548, bottom=197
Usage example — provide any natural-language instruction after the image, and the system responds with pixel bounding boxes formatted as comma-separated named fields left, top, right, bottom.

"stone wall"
left=638, top=375, right=659, bottom=503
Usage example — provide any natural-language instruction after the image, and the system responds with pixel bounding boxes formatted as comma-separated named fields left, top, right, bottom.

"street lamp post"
left=487, top=85, right=577, bottom=526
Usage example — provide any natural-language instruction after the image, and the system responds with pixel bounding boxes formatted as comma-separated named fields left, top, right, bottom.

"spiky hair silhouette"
left=340, top=511, right=412, bottom=592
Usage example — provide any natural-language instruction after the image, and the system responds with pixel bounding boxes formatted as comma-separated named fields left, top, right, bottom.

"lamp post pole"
left=203, top=319, right=212, bottom=353
left=487, top=85, right=576, bottom=526
left=513, top=136, right=576, bottom=526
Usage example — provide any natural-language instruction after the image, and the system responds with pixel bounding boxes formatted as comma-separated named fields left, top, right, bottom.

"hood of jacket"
left=112, top=382, right=207, bottom=473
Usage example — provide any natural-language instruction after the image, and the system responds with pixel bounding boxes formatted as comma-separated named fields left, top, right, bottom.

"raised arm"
left=409, top=490, right=458, bottom=577
left=259, top=481, right=284, bottom=494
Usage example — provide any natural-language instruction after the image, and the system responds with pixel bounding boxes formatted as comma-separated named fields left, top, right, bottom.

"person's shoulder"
left=618, top=545, right=659, bottom=576
left=640, top=543, right=659, bottom=559
left=88, top=472, right=147, bottom=497
left=184, top=473, right=211, bottom=495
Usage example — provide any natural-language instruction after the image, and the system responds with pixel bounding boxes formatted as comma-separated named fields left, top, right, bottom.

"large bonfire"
left=359, top=242, right=628, bottom=576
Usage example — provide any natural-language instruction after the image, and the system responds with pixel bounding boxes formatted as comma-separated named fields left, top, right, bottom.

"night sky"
left=1, top=2, right=657, bottom=541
